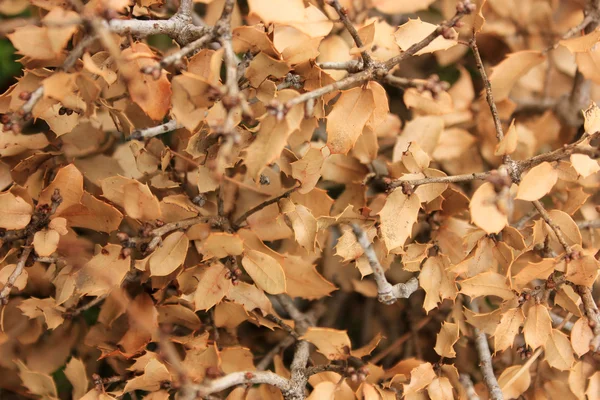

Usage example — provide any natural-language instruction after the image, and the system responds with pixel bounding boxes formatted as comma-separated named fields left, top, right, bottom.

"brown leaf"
left=326, top=86, right=375, bottom=154
left=241, top=250, right=286, bottom=294
left=489, top=51, right=546, bottom=101
left=492, top=307, right=524, bottom=352
left=544, top=329, right=574, bottom=371
left=149, top=231, right=189, bottom=276
left=33, top=229, right=60, bottom=257
left=394, top=18, right=457, bottom=55
left=301, top=327, right=351, bottom=360
left=379, top=190, right=420, bottom=252
left=121, top=43, right=171, bottom=120
left=434, top=322, right=459, bottom=358
left=460, top=271, right=514, bottom=301
left=570, top=317, right=594, bottom=357
left=523, top=304, right=552, bottom=350
left=498, top=365, right=531, bottom=399
left=194, top=262, right=232, bottom=311
left=0, top=192, right=33, bottom=229
left=516, top=162, right=557, bottom=201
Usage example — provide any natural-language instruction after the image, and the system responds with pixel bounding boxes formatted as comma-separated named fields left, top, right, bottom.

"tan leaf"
left=427, top=377, right=454, bottom=400
left=493, top=308, right=524, bottom=352
left=582, top=101, right=600, bottom=133
left=301, top=327, right=351, bottom=360
left=279, top=198, right=317, bottom=252
left=544, top=329, right=574, bottom=371
left=226, top=281, right=274, bottom=315
left=570, top=317, right=594, bottom=357
left=326, top=86, right=375, bottom=154
left=194, top=262, right=232, bottom=311
left=149, top=231, right=189, bottom=276
left=123, top=359, right=170, bottom=393
left=291, top=146, right=329, bottom=194
left=201, top=233, right=244, bottom=260
left=489, top=51, right=546, bottom=101
left=76, top=244, right=130, bottom=296
left=60, top=192, right=123, bottom=234
left=419, top=255, right=457, bottom=313
left=378, top=190, right=420, bottom=252
left=498, top=365, right=531, bottom=399
left=403, top=362, right=436, bottom=396
left=394, top=18, right=457, bottom=55
left=241, top=250, right=286, bottom=294
left=123, top=181, right=162, bottom=222
left=434, top=322, right=459, bottom=358
left=33, top=229, right=60, bottom=257
left=0, top=192, right=33, bottom=229
left=7, top=8, right=79, bottom=61
left=566, top=254, right=599, bottom=287
left=121, top=43, right=171, bottom=120
left=516, top=162, right=557, bottom=201
left=570, top=154, right=599, bottom=178
left=470, top=182, right=508, bottom=234
left=460, top=271, right=514, bottom=301
left=495, top=120, right=518, bottom=156
left=39, top=164, right=84, bottom=216
left=281, top=255, right=336, bottom=300
left=372, top=0, right=435, bottom=14
left=16, top=360, right=57, bottom=398
left=523, top=304, right=552, bottom=350
left=307, top=381, right=337, bottom=400
left=64, top=358, right=88, bottom=400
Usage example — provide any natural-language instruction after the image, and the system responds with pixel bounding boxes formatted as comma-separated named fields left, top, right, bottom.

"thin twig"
left=129, top=120, right=183, bottom=140
left=389, top=172, right=490, bottom=190
left=351, top=223, right=419, bottom=304
left=577, top=219, right=600, bottom=229
left=0, top=246, right=32, bottom=304
left=283, top=8, right=470, bottom=110
left=232, top=187, right=297, bottom=229
left=327, top=0, right=373, bottom=68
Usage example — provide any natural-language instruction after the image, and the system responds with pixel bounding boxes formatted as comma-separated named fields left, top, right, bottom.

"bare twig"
left=389, top=172, right=490, bottom=190
left=283, top=7, right=471, bottom=110
left=575, top=286, right=600, bottom=352
left=577, top=219, right=600, bottom=229
left=66, top=294, right=108, bottom=317
left=186, top=371, right=290, bottom=398
left=351, top=223, right=419, bottom=304
left=232, top=187, right=297, bottom=229
left=327, top=0, right=373, bottom=68
left=474, top=326, right=503, bottom=399
left=460, top=374, right=481, bottom=400
left=0, top=246, right=32, bottom=304
left=129, top=120, right=183, bottom=140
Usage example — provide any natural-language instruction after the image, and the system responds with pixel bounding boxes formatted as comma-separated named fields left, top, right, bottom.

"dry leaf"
left=516, top=162, right=558, bottom=201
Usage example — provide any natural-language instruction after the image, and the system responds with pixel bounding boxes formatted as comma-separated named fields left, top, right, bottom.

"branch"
left=276, top=295, right=315, bottom=400
left=532, top=200, right=600, bottom=352
left=351, top=223, right=419, bottom=304
left=327, top=0, right=373, bottom=68
left=0, top=246, right=32, bottom=304
left=186, top=371, right=290, bottom=398
left=129, top=120, right=183, bottom=140
left=468, top=302, right=503, bottom=400
left=532, top=200, right=572, bottom=255
left=577, top=219, right=600, bottom=229
left=318, top=60, right=363, bottom=72
left=575, top=285, right=600, bottom=353
left=388, top=172, right=490, bottom=190
left=232, top=187, right=297, bottom=229
left=106, top=16, right=209, bottom=45
left=178, top=0, right=194, bottom=19
left=283, top=5, right=472, bottom=110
